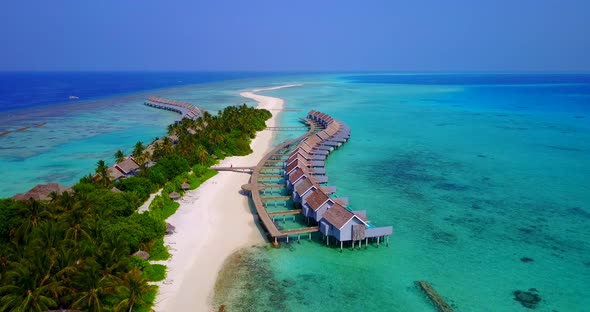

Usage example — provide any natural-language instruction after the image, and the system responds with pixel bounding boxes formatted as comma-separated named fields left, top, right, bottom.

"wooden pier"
left=261, top=196, right=291, bottom=202
left=416, top=281, right=454, bottom=312
left=211, top=166, right=254, bottom=174
left=236, top=110, right=393, bottom=250
left=268, top=209, right=302, bottom=217
left=266, top=126, right=309, bottom=131
left=144, top=96, right=204, bottom=121
left=241, top=119, right=318, bottom=241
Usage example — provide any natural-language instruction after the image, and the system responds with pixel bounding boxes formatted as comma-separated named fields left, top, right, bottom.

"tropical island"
left=0, top=98, right=272, bottom=311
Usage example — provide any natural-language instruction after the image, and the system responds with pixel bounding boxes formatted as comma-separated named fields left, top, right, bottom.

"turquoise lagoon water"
left=215, top=74, right=590, bottom=312
left=2, top=73, right=589, bottom=311
left=0, top=74, right=301, bottom=197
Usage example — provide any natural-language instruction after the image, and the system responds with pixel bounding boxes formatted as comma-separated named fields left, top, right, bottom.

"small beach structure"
left=108, top=166, right=125, bottom=181
left=105, top=157, right=141, bottom=182
left=169, top=192, right=181, bottom=201
left=166, top=223, right=176, bottom=235
left=182, top=182, right=191, bottom=191
left=144, top=96, right=205, bottom=121
left=111, top=187, right=122, bottom=193
left=132, top=250, right=150, bottom=260
left=12, top=183, right=72, bottom=201
left=115, top=158, right=141, bottom=177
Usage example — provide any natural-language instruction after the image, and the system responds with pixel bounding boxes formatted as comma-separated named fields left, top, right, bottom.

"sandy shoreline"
left=153, top=84, right=300, bottom=312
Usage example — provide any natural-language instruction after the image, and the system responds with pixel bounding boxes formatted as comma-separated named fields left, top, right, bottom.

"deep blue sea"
left=1, top=72, right=589, bottom=311
left=0, top=72, right=279, bottom=112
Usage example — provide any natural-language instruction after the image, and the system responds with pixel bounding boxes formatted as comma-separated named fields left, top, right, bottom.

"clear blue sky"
left=1, top=0, right=589, bottom=71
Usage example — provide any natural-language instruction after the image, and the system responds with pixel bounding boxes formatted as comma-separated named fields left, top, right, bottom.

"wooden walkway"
left=268, top=209, right=302, bottom=217
left=281, top=226, right=319, bottom=235
left=243, top=119, right=318, bottom=240
left=211, top=166, right=254, bottom=173
left=144, top=96, right=204, bottom=120
left=266, top=126, right=309, bottom=131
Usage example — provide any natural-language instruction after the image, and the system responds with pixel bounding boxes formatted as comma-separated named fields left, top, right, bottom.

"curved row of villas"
left=144, top=96, right=204, bottom=120
left=285, top=111, right=393, bottom=250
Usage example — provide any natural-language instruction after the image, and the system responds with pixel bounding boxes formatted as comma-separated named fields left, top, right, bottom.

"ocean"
left=0, top=72, right=282, bottom=197
left=2, top=72, right=589, bottom=311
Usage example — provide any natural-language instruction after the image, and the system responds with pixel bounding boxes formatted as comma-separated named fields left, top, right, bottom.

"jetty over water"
left=241, top=110, right=393, bottom=250
left=144, top=96, right=204, bottom=120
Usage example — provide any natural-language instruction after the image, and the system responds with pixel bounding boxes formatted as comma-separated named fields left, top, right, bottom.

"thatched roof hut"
left=132, top=250, right=150, bottom=260
left=12, top=183, right=72, bottom=201
left=108, top=166, right=125, bottom=180
left=181, top=182, right=190, bottom=191
left=166, top=223, right=176, bottom=235
left=115, top=158, right=140, bottom=175
left=169, top=192, right=181, bottom=201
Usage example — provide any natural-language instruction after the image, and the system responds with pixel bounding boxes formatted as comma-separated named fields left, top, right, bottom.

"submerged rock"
left=514, top=290, right=541, bottom=309
left=282, top=279, right=296, bottom=287
left=521, top=257, right=534, bottom=263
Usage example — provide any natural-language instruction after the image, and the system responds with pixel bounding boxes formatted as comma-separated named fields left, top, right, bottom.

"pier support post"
left=309, top=232, right=312, bottom=240
left=387, top=235, right=390, bottom=247
left=286, top=236, right=289, bottom=244
left=365, top=238, right=368, bottom=250
left=377, top=236, right=380, bottom=248
left=340, top=241, right=343, bottom=253
left=326, top=235, right=329, bottom=246
left=298, top=235, right=300, bottom=243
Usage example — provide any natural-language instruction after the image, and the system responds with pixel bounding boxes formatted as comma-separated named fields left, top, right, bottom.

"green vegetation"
left=0, top=104, right=270, bottom=311
left=148, top=238, right=170, bottom=261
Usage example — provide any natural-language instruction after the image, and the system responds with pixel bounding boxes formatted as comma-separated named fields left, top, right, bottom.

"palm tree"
left=95, top=242, right=129, bottom=278
left=95, top=160, right=110, bottom=188
left=132, top=141, right=145, bottom=159
left=113, top=267, right=152, bottom=312
left=15, top=198, right=50, bottom=241
left=0, top=262, right=58, bottom=312
left=114, top=150, right=126, bottom=163
left=71, top=262, right=113, bottom=312
left=195, top=145, right=209, bottom=165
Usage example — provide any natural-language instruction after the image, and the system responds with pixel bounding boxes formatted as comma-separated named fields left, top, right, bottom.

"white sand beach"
left=153, top=84, right=300, bottom=312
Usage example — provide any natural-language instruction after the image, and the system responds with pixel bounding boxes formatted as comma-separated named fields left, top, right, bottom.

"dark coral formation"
left=520, top=257, right=534, bottom=263
left=514, top=289, right=541, bottom=309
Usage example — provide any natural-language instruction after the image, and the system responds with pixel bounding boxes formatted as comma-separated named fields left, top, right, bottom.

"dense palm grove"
left=0, top=105, right=271, bottom=311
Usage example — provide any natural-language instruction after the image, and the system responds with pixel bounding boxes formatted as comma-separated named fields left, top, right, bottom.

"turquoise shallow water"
left=0, top=75, right=304, bottom=197
left=216, top=74, right=590, bottom=311
left=2, top=73, right=589, bottom=311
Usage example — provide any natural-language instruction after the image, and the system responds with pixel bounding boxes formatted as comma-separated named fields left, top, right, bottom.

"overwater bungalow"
left=287, top=167, right=307, bottom=188
left=285, top=159, right=325, bottom=177
left=286, top=155, right=324, bottom=169
left=243, top=109, right=392, bottom=250
left=144, top=96, right=204, bottom=121
left=320, top=204, right=393, bottom=251
left=288, top=148, right=325, bottom=161
left=301, top=189, right=334, bottom=222
left=293, top=178, right=317, bottom=203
